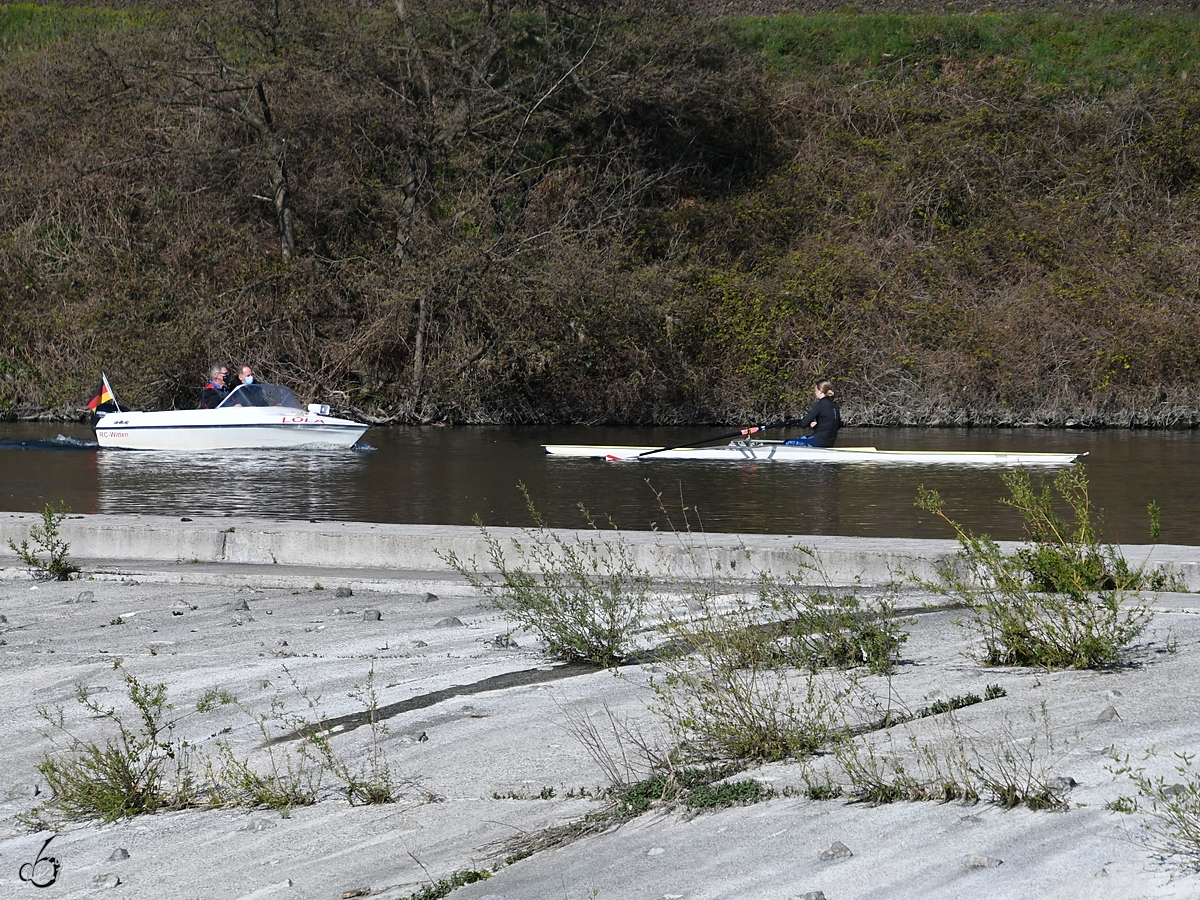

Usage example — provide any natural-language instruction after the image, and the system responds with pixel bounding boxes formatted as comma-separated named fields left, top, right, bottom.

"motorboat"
left=544, top=440, right=1085, bottom=466
left=93, top=383, right=368, bottom=450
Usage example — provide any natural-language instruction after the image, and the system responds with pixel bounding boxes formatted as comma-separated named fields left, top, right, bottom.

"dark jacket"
left=800, top=396, right=841, bottom=447
left=200, top=381, right=228, bottom=409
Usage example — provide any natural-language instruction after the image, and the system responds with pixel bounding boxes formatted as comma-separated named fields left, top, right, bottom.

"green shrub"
left=404, top=869, right=491, bottom=900
left=915, top=685, right=1006, bottom=719
left=441, top=486, right=651, bottom=666
left=835, top=702, right=1072, bottom=811
left=804, top=782, right=844, bottom=801
left=648, top=552, right=907, bottom=761
left=31, top=666, right=213, bottom=822
left=216, top=666, right=400, bottom=809
left=760, top=566, right=909, bottom=676
left=917, top=465, right=1156, bottom=669
left=615, top=765, right=766, bottom=814
left=29, top=661, right=404, bottom=821
left=8, top=502, right=77, bottom=581
left=650, top=594, right=858, bottom=761
left=213, top=739, right=319, bottom=811
left=1111, top=750, right=1200, bottom=871
left=291, top=666, right=399, bottom=806
left=685, top=776, right=767, bottom=809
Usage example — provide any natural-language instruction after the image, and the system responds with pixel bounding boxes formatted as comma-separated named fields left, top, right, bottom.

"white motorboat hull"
left=95, top=408, right=367, bottom=450
left=544, top=442, right=1085, bottom=466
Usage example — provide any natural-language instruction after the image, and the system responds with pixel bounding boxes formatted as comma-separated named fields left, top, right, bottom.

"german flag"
left=87, top=374, right=116, bottom=411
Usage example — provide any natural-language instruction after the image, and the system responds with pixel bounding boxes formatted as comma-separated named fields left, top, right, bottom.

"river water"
left=1, top=422, right=1197, bottom=544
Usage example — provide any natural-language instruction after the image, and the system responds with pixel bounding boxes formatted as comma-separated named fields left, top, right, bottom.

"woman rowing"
left=784, top=379, right=841, bottom=447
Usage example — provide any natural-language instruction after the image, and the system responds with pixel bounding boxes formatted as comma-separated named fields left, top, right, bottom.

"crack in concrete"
left=275, top=660, right=598, bottom=742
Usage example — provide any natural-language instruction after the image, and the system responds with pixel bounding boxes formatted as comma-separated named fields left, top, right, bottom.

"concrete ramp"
left=1, top=511, right=1197, bottom=590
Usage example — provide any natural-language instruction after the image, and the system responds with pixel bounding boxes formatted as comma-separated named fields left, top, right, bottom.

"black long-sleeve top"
left=799, top=396, right=841, bottom=447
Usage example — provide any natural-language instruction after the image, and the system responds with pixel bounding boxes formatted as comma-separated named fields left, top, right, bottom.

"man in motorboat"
left=785, top=379, right=841, bottom=447
left=200, top=364, right=233, bottom=408
left=95, top=371, right=368, bottom=449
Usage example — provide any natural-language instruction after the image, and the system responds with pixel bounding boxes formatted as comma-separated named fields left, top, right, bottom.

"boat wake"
left=0, top=435, right=99, bottom=451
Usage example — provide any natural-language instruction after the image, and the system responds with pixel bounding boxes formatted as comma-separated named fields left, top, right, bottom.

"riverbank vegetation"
left=917, top=464, right=1163, bottom=668
left=5, top=1, right=1200, bottom=426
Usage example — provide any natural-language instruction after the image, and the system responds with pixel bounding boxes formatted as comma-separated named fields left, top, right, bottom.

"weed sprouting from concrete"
left=9, top=502, right=78, bottom=581
left=833, top=701, right=1076, bottom=811
left=1110, top=749, right=1200, bottom=872
left=27, top=660, right=407, bottom=822
left=286, top=665, right=402, bottom=805
left=917, top=465, right=1161, bottom=669
left=28, top=664, right=220, bottom=823
left=216, top=665, right=404, bottom=808
left=648, top=569, right=908, bottom=762
left=402, top=868, right=491, bottom=900
left=441, top=484, right=652, bottom=666
left=213, top=688, right=322, bottom=810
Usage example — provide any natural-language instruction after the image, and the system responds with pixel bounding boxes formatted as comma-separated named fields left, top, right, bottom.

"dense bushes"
left=4, top=3, right=1200, bottom=424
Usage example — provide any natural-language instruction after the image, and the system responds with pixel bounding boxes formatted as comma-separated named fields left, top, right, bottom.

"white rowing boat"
left=543, top=440, right=1085, bottom=466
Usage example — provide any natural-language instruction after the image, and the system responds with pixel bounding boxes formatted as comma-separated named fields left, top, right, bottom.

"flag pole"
left=101, top=373, right=121, bottom=412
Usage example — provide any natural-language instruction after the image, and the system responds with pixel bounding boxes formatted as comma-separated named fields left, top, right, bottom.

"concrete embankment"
left=2, top=511, right=1198, bottom=591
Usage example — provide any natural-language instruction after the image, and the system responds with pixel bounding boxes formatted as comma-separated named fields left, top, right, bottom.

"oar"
left=637, top=418, right=806, bottom=458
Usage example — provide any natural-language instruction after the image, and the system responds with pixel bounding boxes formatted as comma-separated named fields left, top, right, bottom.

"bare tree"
left=166, top=31, right=296, bottom=259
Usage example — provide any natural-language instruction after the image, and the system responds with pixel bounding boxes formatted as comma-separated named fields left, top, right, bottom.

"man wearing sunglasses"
left=200, top=364, right=233, bottom=409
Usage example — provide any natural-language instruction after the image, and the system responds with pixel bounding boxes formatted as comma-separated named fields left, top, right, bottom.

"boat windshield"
left=217, top=383, right=303, bottom=410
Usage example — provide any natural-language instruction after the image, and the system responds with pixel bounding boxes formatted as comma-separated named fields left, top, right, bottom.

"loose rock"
left=362, top=609, right=382, bottom=621
left=336, top=586, right=353, bottom=598
left=819, top=841, right=853, bottom=860
left=109, top=848, right=130, bottom=861
left=967, top=855, right=1004, bottom=868
left=422, top=592, right=438, bottom=603
left=434, top=616, right=464, bottom=628
left=232, top=599, right=250, bottom=611
left=93, top=874, right=121, bottom=888
left=6, top=782, right=38, bottom=800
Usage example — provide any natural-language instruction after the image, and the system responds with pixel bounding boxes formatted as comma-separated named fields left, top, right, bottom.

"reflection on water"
left=2, top=421, right=1199, bottom=542
left=95, top=448, right=374, bottom=521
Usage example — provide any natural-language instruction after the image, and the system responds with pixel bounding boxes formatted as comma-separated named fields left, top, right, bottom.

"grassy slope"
left=2, top=3, right=1200, bottom=425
